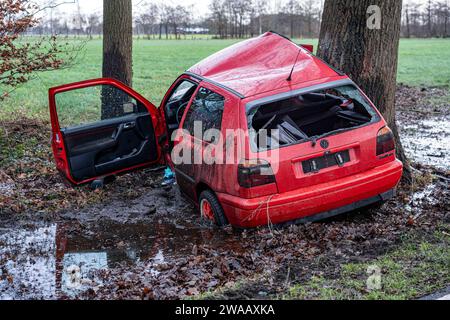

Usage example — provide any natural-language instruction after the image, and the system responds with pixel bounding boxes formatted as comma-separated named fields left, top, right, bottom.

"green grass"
left=397, top=39, right=450, bottom=87
left=283, top=226, right=450, bottom=300
left=193, top=225, right=449, bottom=300
left=0, top=39, right=239, bottom=120
left=0, top=38, right=449, bottom=120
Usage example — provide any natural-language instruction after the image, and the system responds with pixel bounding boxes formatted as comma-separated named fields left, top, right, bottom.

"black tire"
left=199, top=190, right=228, bottom=227
left=90, top=179, right=104, bottom=190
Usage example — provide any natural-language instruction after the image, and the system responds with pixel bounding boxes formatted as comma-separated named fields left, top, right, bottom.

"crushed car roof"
left=187, top=32, right=342, bottom=99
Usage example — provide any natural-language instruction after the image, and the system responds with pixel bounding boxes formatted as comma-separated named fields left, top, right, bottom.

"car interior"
left=249, top=85, right=375, bottom=150
left=58, top=89, right=158, bottom=182
left=163, top=80, right=198, bottom=144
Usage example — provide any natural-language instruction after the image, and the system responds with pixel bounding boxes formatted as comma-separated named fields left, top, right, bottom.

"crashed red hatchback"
left=49, top=32, right=403, bottom=228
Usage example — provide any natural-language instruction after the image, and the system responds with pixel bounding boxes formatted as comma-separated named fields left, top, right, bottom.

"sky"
left=37, top=0, right=433, bottom=20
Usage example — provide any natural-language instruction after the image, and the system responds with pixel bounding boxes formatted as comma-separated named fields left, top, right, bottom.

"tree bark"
left=318, top=0, right=411, bottom=183
left=102, top=0, right=133, bottom=119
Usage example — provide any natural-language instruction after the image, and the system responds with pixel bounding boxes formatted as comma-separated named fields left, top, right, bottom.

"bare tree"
left=16, top=1, right=450, bottom=39
left=48, top=0, right=56, bottom=35
left=209, top=0, right=228, bottom=38
left=137, top=3, right=159, bottom=40
left=303, top=0, right=318, bottom=38
left=318, top=0, right=411, bottom=181
left=403, top=2, right=411, bottom=38
left=0, top=0, right=79, bottom=99
left=86, top=14, right=100, bottom=39
left=282, top=0, right=302, bottom=39
left=72, top=0, right=85, bottom=37
left=170, top=5, right=190, bottom=40
left=435, top=0, right=449, bottom=37
left=222, top=0, right=251, bottom=38
left=426, top=0, right=433, bottom=36
left=181, top=4, right=194, bottom=39
left=237, top=0, right=252, bottom=38
left=158, top=4, right=173, bottom=39
left=254, top=0, right=268, bottom=35
left=409, top=2, right=423, bottom=36
left=400, top=1, right=450, bottom=38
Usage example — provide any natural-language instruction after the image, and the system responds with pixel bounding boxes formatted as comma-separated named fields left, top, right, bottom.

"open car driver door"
left=49, top=78, right=166, bottom=185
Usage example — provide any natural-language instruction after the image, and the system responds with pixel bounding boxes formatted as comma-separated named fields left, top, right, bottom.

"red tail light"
left=238, top=159, right=276, bottom=188
left=376, top=126, right=395, bottom=156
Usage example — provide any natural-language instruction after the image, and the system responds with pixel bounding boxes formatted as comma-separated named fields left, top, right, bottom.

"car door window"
left=55, top=84, right=147, bottom=129
left=164, top=80, right=198, bottom=134
left=182, top=87, right=225, bottom=139
left=167, top=80, right=197, bottom=103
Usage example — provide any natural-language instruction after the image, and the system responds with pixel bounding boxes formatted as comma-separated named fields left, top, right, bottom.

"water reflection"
left=0, top=218, right=242, bottom=299
left=61, top=252, right=108, bottom=296
left=401, top=117, right=450, bottom=171
left=0, top=225, right=57, bottom=299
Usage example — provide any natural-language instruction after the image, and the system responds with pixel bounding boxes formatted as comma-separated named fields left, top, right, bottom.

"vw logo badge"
left=320, top=139, right=329, bottom=149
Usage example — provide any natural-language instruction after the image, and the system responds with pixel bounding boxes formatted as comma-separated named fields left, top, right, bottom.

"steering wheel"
left=176, top=101, right=189, bottom=125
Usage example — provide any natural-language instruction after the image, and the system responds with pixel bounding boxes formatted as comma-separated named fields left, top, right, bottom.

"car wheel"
left=199, top=190, right=228, bottom=227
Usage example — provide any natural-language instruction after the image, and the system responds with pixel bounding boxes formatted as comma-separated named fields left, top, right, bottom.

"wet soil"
left=0, top=85, right=449, bottom=300
left=396, top=85, right=450, bottom=171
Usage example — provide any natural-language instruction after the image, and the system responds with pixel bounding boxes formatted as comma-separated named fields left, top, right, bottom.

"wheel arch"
left=195, top=181, right=212, bottom=202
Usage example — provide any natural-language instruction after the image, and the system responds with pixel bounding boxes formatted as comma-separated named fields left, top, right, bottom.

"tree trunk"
left=318, top=0, right=411, bottom=183
left=308, top=15, right=312, bottom=38
left=102, top=0, right=133, bottom=119
left=444, top=13, right=448, bottom=38
left=290, top=14, right=294, bottom=38
left=405, top=6, right=411, bottom=38
left=259, top=14, right=262, bottom=34
left=427, top=0, right=433, bottom=37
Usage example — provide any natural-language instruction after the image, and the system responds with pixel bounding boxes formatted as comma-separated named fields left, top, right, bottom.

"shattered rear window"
left=247, top=84, right=380, bottom=151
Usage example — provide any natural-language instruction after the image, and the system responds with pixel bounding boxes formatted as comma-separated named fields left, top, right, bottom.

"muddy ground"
left=0, top=86, right=449, bottom=300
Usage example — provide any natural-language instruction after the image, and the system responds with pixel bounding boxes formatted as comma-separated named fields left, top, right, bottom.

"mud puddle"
left=396, top=85, right=450, bottom=171
left=399, top=116, right=450, bottom=171
left=0, top=186, right=244, bottom=299
left=0, top=219, right=242, bottom=299
left=1, top=180, right=448, bottom=300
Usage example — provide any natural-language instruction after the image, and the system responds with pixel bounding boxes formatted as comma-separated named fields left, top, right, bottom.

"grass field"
left=1, top=38, right=449, bottom=120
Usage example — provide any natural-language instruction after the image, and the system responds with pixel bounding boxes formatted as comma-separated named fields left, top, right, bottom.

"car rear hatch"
left=271, top=125, right=382, bottom=193
left=246, top=81, right=385, bottom=194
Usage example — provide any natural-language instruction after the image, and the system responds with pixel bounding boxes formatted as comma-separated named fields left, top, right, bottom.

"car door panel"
left=49, top=78, right=164, bottom=184
left=61, top=113, right=158, bottom=182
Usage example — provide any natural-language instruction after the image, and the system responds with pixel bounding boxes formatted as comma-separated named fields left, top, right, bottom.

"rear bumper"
left=217, top=160, right=403, bottom=228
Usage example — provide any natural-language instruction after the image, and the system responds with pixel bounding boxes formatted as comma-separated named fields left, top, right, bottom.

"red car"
left=49, top=32, right=403, bottom=228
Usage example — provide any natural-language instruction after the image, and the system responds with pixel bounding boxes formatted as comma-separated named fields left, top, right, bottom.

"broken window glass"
left=183, top=87, right=225, bottom=138
left=248, top=84, right=379, bottom=151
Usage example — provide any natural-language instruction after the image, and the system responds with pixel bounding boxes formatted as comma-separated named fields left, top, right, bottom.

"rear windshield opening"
left=248, top=85, right=379, bottom=151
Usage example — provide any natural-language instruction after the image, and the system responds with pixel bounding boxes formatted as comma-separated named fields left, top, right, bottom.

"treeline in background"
left=29, top=0, right=450, bottom=39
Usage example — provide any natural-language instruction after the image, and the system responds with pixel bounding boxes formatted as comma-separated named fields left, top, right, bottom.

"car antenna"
left=287, top=49, right=302, bottom=82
